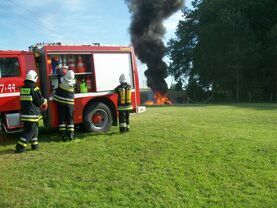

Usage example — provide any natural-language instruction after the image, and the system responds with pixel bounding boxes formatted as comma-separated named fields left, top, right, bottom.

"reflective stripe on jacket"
left=53, top=94, right=74, bottom=105
left=20, top=80, right=46, bottom=123
left=54, top=76, right=75, bottom=105
left=21, top=114, right=42, bottom=122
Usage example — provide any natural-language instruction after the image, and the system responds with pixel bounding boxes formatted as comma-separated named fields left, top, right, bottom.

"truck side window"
left=0, top=58, right=20, bottom=78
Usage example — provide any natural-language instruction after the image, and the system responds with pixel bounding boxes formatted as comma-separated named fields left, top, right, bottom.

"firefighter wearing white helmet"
left=26, top=69, right=38, bottom=82
left=119, top=73, right=126, bottom=83
left=54, top=66, right=76, bottom=141
left=114, top=73, right=133, bottom=133
left=15, top=70, right=48, bottom=153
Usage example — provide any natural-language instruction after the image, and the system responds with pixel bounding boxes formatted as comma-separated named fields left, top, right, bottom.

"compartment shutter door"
left=93, top=53, right=133, bottom=92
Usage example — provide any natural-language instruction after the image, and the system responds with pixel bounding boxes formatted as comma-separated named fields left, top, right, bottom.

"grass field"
left=0, top=104, right=276, bottom=208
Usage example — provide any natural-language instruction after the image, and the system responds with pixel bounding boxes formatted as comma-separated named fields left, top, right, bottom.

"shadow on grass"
left=0, top=146, right=54, bottom=155
left=0, top=149, right=15, bottom=155
left=0, top=127, right=120, bottom=147
left=40, top=127, right=120, bottom=139
left=143, top=103, right=277, bottom=110
left=0, top=128, right=121, bottom=155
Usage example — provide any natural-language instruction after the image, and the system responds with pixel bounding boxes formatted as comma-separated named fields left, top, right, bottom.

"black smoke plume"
left=125, top=0, right=184, bottom=94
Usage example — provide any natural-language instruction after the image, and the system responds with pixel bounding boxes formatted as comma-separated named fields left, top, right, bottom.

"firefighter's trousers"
left=119, top=110, right=130, bottom=132
left=16, top=121, right=39, bottom=152
left=57, top=103, right=74, bottom=139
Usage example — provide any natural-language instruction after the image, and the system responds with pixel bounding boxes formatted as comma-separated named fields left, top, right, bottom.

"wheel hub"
left=92, top=114, right=103, bottom=124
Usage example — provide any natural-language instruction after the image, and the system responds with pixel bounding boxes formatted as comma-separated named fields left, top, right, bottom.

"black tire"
left=83, top=102, right=113, bottom=132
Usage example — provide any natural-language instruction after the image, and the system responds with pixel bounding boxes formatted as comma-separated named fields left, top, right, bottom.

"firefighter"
left=54, top=66, right=76, bottom=141
left=15, top=70, right=48, bottom=153
left=114, top=74, right=133, bottom=133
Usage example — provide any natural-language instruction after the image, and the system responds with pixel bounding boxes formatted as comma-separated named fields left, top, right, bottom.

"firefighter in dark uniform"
left=53, top=66, right=75, bottom=141
left=15, top=70, right=48, bottom=153
left=114, top=74, right=133, bottom=133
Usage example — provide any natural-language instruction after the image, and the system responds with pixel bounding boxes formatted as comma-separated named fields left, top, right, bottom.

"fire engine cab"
left=0, top=43, right=141, bottom=133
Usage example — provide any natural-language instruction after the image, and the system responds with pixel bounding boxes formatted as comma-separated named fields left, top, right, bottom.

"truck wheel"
left=83, top=102, right=113, bottom=132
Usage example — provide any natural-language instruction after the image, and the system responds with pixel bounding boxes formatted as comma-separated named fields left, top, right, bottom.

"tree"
left=167, top=0, right=277, bottom=102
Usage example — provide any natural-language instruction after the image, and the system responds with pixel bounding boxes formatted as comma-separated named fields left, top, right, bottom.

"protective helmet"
left=26, top=70, right=38, bottom=82
left=61, top=70, right=75, bottom=86
left=119, top=73, right=126, bottom=83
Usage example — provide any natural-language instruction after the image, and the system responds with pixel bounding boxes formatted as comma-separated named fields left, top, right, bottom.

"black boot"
left=119, top=127, right=126, bottom=133
left=69, top=133, right=74, bottom=141
left=62, top=135, right=67, bottom=142
left=31, top=144, right=39, bottom=150
left=15, top=144, right=25, bottom=154
left=61, top=131, right=67, bottom=141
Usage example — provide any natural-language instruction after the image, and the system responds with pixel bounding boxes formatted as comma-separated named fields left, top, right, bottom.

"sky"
left=0, top=0, right=192, bottom=88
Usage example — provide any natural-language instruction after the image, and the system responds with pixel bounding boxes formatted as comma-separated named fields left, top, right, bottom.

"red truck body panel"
left=0, top=51, right=37, bottom=112
left=0, top=44, right=141, bottom=131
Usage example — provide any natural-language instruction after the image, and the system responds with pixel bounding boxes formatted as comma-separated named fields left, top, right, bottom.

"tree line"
left=167, top=0, right=277, bottom=102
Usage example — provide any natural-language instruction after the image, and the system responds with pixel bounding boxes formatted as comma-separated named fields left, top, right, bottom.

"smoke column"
left=125, top=0, right=184, bottom=94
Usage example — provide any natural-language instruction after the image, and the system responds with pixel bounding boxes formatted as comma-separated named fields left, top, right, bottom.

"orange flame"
left=144, top=92, right=172, bottom=105
left=145, top=100, right=154, bottom=105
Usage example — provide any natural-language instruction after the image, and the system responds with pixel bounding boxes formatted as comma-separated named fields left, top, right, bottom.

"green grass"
left=0, top=104, right=276, bottom=208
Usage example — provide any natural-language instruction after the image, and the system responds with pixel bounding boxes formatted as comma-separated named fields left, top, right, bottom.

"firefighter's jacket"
left=114, top=82, right=133, bottom=111
left=20, top=80, right=46, bottom=122
left=53, top=72, right=75, bottom=105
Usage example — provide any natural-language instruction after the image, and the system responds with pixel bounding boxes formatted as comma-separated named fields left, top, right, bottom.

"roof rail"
left=29, top=42, right=101, bottom=51
left=29, top=42, right=61, bottom=51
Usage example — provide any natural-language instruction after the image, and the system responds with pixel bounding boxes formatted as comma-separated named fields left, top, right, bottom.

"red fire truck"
left=0, top=43, right=142, bottom=133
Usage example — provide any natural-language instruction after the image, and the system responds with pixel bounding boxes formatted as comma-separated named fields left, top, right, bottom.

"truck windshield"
left=0, top=57, right=20, bottom=78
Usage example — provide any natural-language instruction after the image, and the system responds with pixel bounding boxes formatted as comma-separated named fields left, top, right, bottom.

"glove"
left=41, top=99, right=48, bottom=111
left=41, top=103, right=48, bottom=111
